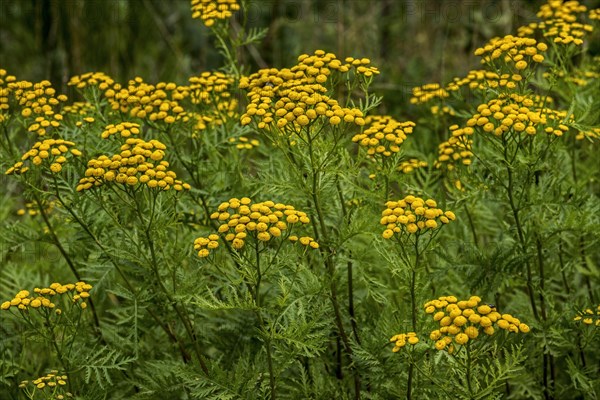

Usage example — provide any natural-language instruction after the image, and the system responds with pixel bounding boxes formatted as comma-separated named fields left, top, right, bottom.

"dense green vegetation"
left=1, top=1, right=599, bottom=399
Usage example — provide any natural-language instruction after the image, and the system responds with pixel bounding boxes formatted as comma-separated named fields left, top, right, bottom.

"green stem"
left=138, top=196, right=209, bottom=375
left=306, top=132, right=360, bottom=399
left=463, top=203, right=479, bottom=248
left=335, top=179, right=361, bottom=344
left=407, top=364, right=414, bottom=400
left=59, top=197, right=188, bottom=362
left=32, top=192, right=102, bottom=334
left=466, top=342, right=473, bottom=397
left=505, top=162, right=539, bottom=321
left=252, top=241, right=276, bottom=400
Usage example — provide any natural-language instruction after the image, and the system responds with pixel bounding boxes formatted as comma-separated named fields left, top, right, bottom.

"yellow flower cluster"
left=62, top=101, right=95, bottom=116
left=425, top=296, right=530, bottom=351
left=190, top=0, right=240, bottom=27
left=0, top=69, right=17, bottom=121
left=537, top=0, right=587, bottom=21
left=517, top=1, right=592, bottom=45
left=518, top=19, right=593, bottom=45
left=466, top=95, right=569, bottom=136
left=398, top=159, right=427, bottom=174
left=189, top=71, right=234, bottom=105
left=239, top=50, right=373, bottom=131
left=430, top=105, right=455, bottom=116
left=194, top=197, right=318, bottom=257
left=6, top=139, right=81, bottom=175
left=573, top=305, right=600, bottom=326
left=461, top=94, right=569, bottom=137
left=68, top=71, right=115, bottom=90
left=435, top=126, right=473, bottom=171
left=410, top=71, right=524, bottom=105
left=101, top=122, right=141, bottom=139
left=351, top=116, right=415, bottom=157
left=474, top=35, right=547, bottom=71
left=576, top=127, right=599, bottom=141
left=229, top=136, right=259, bottom=150
left=17, top=200, right=56, bottom=217
left=389, top=332, right=419, bottom=353
left=410, top=83, right=448, bottom=104
left=76, top=138, right=190, bottom=192
left=106, top=77, right=189, bottom=124
left=1, top=281, right=93, bottom=312
left=590, top=8, right=600, bottom=20
left=19, top=370, right=72, bottom=397
left=188, top=72, right=238, bottom=130
left=447, top=70, right=524, bottom=92
left=381, top=195, right=455, bottom=237
left=8, top=80, right=67, bottom=135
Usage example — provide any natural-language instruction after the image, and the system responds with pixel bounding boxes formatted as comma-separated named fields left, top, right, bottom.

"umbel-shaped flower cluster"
left=188, top=71, right=238, bottom=129
left=398, top=159, right=428, bottom=174
left=381, top=195, right=455, bottom=238
left=389, top=332, right=419, bottom=353
left=101, top=122, right=141, bottom=139
left=410, top=71, right=525, bottom=105
left=573, top=305, right=600, bottom=326
left=1, top=281, right=93, bottom=312
left=5, top=79, right=67, bottom=135
left=19, top=370, right=72, bottom=398
left=69, top=73, right=189, bottom=125
left=518, top=0, right=593, bottom=46
left=474, top=35, right=548, bottom=72
left=16, top=200, right=56, bottom=217
left=239, top=50, right=377, bottom=132
left=448, top=94, right=570, bottom=139
left=5, top=138, right=82, bottom=175
left=425, top=296, right=530, bottom=351
left=352, top=116, right=415, bottom=158
left=194, top=197, right=318, bottom=257
left=76, top=138, right=190, bottom=192
left=435, top=126, right=473, bottom=171
left=190, top=0, right=240, bottom=27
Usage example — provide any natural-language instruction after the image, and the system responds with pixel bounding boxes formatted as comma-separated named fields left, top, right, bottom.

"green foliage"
left=1, top=0, right=599, bottom=399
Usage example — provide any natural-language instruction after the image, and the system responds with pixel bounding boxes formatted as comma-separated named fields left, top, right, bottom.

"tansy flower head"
left=0, top=69, right=17, bottom=117
left=1, top=281, right=92, bottom=313
left=16, top=200, right=56, bottom=217
left=410, top=83, right=448, bottom=104
left=68, top=71, right=115, bottom=91
left=101, top=77, right=189, bottom=123
left=5, top=139, right=81, bottom=175
left=573, top=305, right=600, bottom=327
left=381, top=195, right=455, bottom=238
left=19, top=371, right=71, bottom=398
left=190, top=0, right=240, bottom=27
left=76, top=138, right=190, bottom=192
left=194, top=198, right=318, bottom=257
left=474, top=35, right=548, bottom=72
left=411, top=70, right=524, bottom=106
left=398, top=159, right=427, bottom=174
left=352, top=116, right=415, bottom=158
left=424, top=295, right=529, bottom=350
left=239, top=50, right=372, bottom=132
left=7, top=79, right=67, bottom=135
left=229, top=136, right=260, bottom=150
left=458, top=94, right=569, bottom=138
left=435, top=127, right=473, bottom=171
left=101, top=122, right=141, bottom=139
left=389, top=332, right=419, bottom=353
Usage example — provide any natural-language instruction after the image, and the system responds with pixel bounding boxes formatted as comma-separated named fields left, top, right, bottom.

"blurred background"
left=1, top=0, right=598, bottom=113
